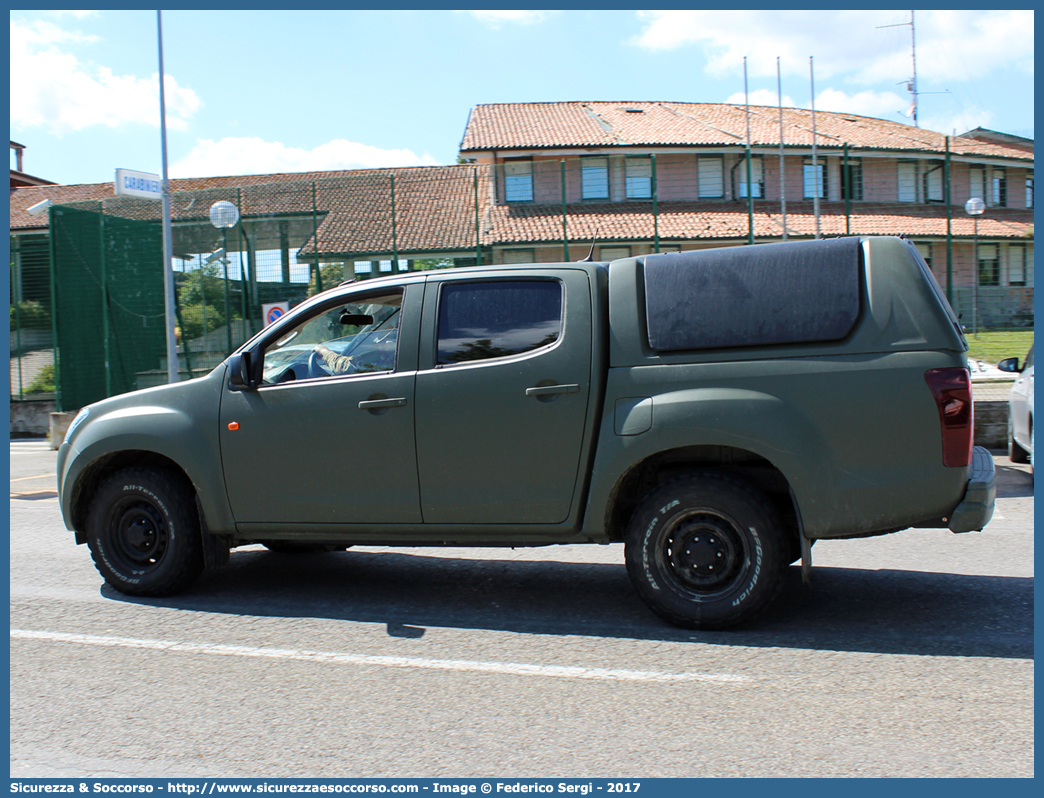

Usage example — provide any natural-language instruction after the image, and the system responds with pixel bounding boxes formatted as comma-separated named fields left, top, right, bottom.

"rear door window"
left=436, top=280, right=562, bottom=365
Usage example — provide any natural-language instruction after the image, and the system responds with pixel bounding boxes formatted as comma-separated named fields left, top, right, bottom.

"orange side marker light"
left=228, top=422, right=240, bottom=431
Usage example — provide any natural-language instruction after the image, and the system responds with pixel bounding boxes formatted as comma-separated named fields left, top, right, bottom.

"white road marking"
left=11, top=628, right=750, bottom=684
left=10, top=472, right=57, bottom=482
left=10, top=440, right=52, bottom=452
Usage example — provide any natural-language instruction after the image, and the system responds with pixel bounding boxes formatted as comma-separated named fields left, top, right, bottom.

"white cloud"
left=10, top=18, right=201, bottom=134
left=170, top=137, right=440, bottom=178
left=48, top=10, right=98, bottom=20
left=725, top=87, right=908, bottom=121
left=725, top=84, right=996, bottom=136
left=725, top=89, right=797, bottom=108
left=633, top=10, right=1033, bottom=83
left=465, top=10, right=554, bottom=29
left=812, top=88, right=909, bottom=119
left=921, top=108, right=995, bottom=138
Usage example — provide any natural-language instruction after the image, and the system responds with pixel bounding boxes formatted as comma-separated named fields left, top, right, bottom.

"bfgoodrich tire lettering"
left=624, top=475, right=787, bottom=630
left=86, top=467, right=204, bottom=597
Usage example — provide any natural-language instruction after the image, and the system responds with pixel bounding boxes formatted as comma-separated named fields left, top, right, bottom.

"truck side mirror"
left=228, top=351, right=258, bottom=389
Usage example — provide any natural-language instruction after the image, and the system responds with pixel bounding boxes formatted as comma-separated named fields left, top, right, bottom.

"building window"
left=504, top=160, right=533, bottom=203
left=803, top=159, right=827, bottom=199
left=735, top=155, right=763, bottom=199
left=1026, top=172, right=1034, bottom=208
left=978, top=244, right=1000, bottom=286
left=991, top=168, right=1007, bottom=207
left=502, top=249, right=535, bottom=265
left=898, top=160, right=918, bottom=203
left=970, top=165, right=986, bottom=203
left=600, top=246, right=631, bottom=261
left=914, top=242, right=933, bottom=270
left=697, top=156, right=724, bottom=198
left=840, top=158, right=863, bottom=201
left=1008, top=245, right=1026, bottom=286
left=625, top=157, right=652, bottom=199
left=924, top=162, right=944, bottom=203
left=581, top=157, right=609, bottom=200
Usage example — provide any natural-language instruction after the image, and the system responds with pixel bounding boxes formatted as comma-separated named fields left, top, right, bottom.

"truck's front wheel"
left=86, top=467, right=204, bottom=597
left=624, top=475, right=787, bottom=630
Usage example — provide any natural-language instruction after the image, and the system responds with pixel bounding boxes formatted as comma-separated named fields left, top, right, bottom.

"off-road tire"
left=624, top=474, right=788, bottom=630
left=86, top=467, right=204, bottom=597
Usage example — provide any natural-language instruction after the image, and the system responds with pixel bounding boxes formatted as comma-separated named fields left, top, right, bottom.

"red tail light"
left=924, top=368, right=973, bottom=467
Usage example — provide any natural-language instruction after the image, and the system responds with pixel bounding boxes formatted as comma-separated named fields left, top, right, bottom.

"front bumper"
left=948, top=446, right=996, bottom=533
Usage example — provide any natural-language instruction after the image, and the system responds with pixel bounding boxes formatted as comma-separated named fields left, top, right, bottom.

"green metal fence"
left=9, top=233, right=54, bottom=400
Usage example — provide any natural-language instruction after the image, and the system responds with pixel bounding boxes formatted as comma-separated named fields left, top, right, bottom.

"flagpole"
left=743, top=57, right=754, bottom=245
left=777, top=56, right=787, bottom=241
left=810, top=56, right=821, bottom=239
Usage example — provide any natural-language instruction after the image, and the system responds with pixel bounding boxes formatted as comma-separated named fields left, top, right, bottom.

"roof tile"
left=461, top=102, right=1033, bottom=162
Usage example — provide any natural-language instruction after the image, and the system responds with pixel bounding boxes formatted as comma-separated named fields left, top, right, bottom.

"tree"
left=309, top=261, right=347, bottom=296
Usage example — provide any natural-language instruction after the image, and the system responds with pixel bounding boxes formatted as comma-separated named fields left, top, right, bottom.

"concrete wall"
left=10, top=399, right=55, bottom=437
left=973, top=401, right=1009, bottom=449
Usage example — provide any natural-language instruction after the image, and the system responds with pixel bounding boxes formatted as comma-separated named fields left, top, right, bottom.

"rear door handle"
left=358, top=397, right=407, bottom=410
left=525, top=384, right=579, bottom=397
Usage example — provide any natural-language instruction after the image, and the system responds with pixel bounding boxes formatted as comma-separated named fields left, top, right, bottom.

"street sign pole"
left=158, top=10, right=179, bottom=383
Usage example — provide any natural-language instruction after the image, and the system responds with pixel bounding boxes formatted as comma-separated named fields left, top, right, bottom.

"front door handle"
left=525, top=384, right=579, bottom=397
left=358, top=397, right=407, bottom=410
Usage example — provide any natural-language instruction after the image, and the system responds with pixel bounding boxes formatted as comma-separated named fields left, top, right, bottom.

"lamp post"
left=965, top=197, right=985, bottom=335
left=209, top=201, right=240, bottom=355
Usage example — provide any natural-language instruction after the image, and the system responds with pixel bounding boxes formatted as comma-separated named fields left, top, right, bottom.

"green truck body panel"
left=57, top=368, right=236, bottom=537
left=58, top=237, right=991, bottom=553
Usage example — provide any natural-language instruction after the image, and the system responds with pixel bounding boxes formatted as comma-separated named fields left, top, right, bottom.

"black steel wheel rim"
left=107, top=498, right=170, bottom=572
left=661, top=510, right=748, bottom=596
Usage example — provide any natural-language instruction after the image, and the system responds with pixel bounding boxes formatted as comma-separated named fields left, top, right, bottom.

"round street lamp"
left=209, top=201, right=240, bottom=354
left=964, top=197, right=985, bottom=335
left=209, top=200, right=240, bottom=229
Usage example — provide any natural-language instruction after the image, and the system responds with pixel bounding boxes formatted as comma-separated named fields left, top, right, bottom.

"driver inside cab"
left=312, top=342, right=354, bottom=374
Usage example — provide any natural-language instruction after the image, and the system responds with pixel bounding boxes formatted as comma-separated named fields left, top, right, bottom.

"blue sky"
left=10, top=9, right=1035, bottom=186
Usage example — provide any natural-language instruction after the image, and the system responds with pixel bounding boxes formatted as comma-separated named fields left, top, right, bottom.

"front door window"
left=261, top=291, right=402, bottom=384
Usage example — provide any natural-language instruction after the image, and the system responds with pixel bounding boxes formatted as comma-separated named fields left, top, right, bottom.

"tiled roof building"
left=10, top=101, right=1034, bottom=329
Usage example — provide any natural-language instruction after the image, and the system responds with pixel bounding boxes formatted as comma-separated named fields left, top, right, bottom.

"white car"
left=999, top=344, right=1034, bottom=471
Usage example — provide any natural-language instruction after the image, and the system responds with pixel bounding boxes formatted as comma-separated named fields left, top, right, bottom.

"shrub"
left=26, top=363, right=55, bottom=394
left=10, top=300, right=50, bottom=330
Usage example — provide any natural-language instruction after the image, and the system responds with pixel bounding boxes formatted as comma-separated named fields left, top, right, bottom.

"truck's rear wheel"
left=85, top=467, right=204, bottom=597
left=624, top=474, right=787, bottom=630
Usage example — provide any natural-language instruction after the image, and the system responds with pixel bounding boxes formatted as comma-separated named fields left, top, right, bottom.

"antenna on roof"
left=576, top=219, right=604, bottom=262
left=580, top=235, right=597, bottom=263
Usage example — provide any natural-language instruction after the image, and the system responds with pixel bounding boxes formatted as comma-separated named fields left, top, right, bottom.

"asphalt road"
left=9, top=441, right=1034, bottom=778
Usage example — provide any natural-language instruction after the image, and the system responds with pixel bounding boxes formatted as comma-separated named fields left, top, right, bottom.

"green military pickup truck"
left=57, top=236, right=995, bottom=629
